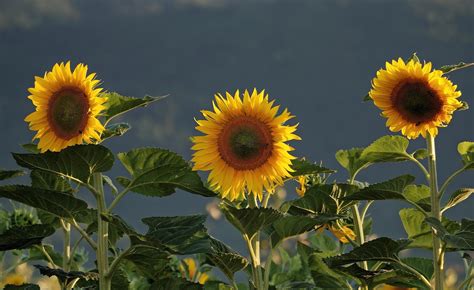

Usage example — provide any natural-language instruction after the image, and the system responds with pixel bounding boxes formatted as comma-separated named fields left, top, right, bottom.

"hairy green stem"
left=61, top=220, right=71, bottom=272
left=349, top=174, right=368, bottom=290
left=248, top=195, right=264, bottom=289
left=93, top=172, right=111, bottom=290
left=427, top=134, right=443, bottom=290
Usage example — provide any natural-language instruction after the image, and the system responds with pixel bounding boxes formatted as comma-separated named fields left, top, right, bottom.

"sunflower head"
left=192, top=89, right=300, bottom=201
left=369, top=58, right=463, bottom=139
left=25, top=62, right=107, bottom=152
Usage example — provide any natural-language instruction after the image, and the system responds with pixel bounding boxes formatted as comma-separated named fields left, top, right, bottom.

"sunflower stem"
left=93, top=172, right=111, bottom=290
left=248, top=194, right=264, bottom=289
left=61, top=219, right=71, bottom=272
left=427, top=134, right=444, bottom=290
left=349, top=174, right=369, bottom=290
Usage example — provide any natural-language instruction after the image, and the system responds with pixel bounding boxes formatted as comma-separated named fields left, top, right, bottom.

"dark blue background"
left=0, top=0, right=472, bottom=276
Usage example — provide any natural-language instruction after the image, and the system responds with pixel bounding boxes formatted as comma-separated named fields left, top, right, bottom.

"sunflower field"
left=0, top=53, right=471, bottom=290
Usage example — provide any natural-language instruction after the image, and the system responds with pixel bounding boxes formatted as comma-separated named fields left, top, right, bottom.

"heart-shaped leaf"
left=0, top=224, right=55, bottom=251
left=221, top=205, right=283, bottom=238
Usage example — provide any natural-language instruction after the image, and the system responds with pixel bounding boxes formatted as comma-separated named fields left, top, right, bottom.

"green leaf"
left=13, top=144, right=114, bottom=185
left=439, top=62, right=474, bottom=74
left=287, top=183, right=359, bottom=216
left=407, top=52, right=420, bottom=63
left=443, top=188, right=474, bottom=213
left=101, top=122, right=131, bottom=141
left=102, top=92, right=167, bottom=124
left=308, top=253, right=350, bottom=289
left=360, top=135, right=410, bottom=163
left=325, top=238, right=410, bottom=267
left=412, top=148, right=428, bottom=160
left=399, top=257, right=434, bottom=281
left=4, top=284, right=40, bottom=290
left=0, top=169, right=25, bottom=181
left=221, top=205, right=283, bottom=238
left=117, top=148, right=215, bottom=197
left=308, top=232, right=340, bottom=257
left=34, top=264, right=99, bottom=285
left=271, top=214, right=339, bottom=244
left=86, top=212, right=137, bottom=246
left=458, top=141, right=474, bottom=169
left=31, top=170, right=73, bottom=193
left=142, top=215, right=210, bottom=254
left=344, top=175, right=415, bottom=201
left=290, top=158, right=335, bottom=177
left=120, top=244, right=171, bottom=278
left=335, top=148, right=368, bottom=177
left=206, top=238, right=249, bottom=282
left=363, top=93, right=371, bottom=102
left=399, top=208, right=459, bottom=249
left=150, top=277, right=203, bottom=290
left=0, top=224, right=55, bottom=251
left=28, top=244, right=63, bottom=265
left=425, top=218, right=474, bottom=250
left=0, top=185, right=88, bottom=219
left=21, top=143, right=40, bottom=153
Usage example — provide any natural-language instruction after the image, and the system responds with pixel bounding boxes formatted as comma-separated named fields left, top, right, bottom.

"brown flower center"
left=47, top=88, right=89, bottom=139
left=392, top=80, right=443, bottom=125
left=218, top=116, right=273, bottom=170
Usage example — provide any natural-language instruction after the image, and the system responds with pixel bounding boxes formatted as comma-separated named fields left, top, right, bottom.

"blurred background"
left=0, top=0, right=473, bottom=283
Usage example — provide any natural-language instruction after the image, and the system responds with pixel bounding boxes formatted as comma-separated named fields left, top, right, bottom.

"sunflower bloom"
left=25, top=62, right=107, bottom=152
left=369, top=58, right=462, bottom=139
left=192, top=89, right=300, bottom=201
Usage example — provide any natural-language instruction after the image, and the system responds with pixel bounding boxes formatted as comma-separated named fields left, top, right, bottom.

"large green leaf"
left=286, top=183, right=358, bottom=215
left=0, top=185, right=88, bottom=219
left=13, top=144, right=114, bottom=185
left=142, top=215, right=210, bottom=254
left=344, top=175, right=415, bottom=201
left=117, top=148, right=215, bottom=197
left=290, top=158, right=335, bottom=177
left=120, top=244, right=171, bottom=278
left=425, top=218, right=474, bottom=250
left=335, top=147, right=368, bottom=177
left=102, top=92, right=166, bottom=124
left=399, top=208, right=459, bottom=249
left=0, top=169, right=25, bottom=181
left=360, top=135, right=410, bottom=163
left=443, top=188, right=474, bottom=213
left=206, top=238, right=248, bottom=282
left=271, top=214, right=340, bottom=244
left=0, top=224, right=55, bottom=251
left=308, top=253, right=350, bottom=289
left=86, top=212, right=137, bottom=246
left=221, top=205, right=283, bottom=238
left=30, top=170, right=74, bottom=228
left=34, top=264, right=99, bottom=287
left=325, top=238, right=410, bottom=267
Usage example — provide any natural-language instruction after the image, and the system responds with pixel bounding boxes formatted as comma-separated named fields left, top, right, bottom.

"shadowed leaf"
left=0, top=169, right=25, bottom=181
left=102, top=92, right=166, bottom=124
left=290, top=158, right=335, bottom=177
left=117, top=148, right=215, bottom=197
left=0, top=185, right=88, bottom=219
left=221, top=205, right=283, bottom=238
left=206, top=238, right=248, bottom=282
left=0, top=225, right=55, bottom=251
left=13, top=144, right=114, bottom=185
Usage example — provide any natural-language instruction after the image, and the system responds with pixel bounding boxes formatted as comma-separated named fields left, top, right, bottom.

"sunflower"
left=192, top=89, right=300, bottom=201
left=369, top=58, right=462, bottom=139
left=25, top=62, right=106, bottom=152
